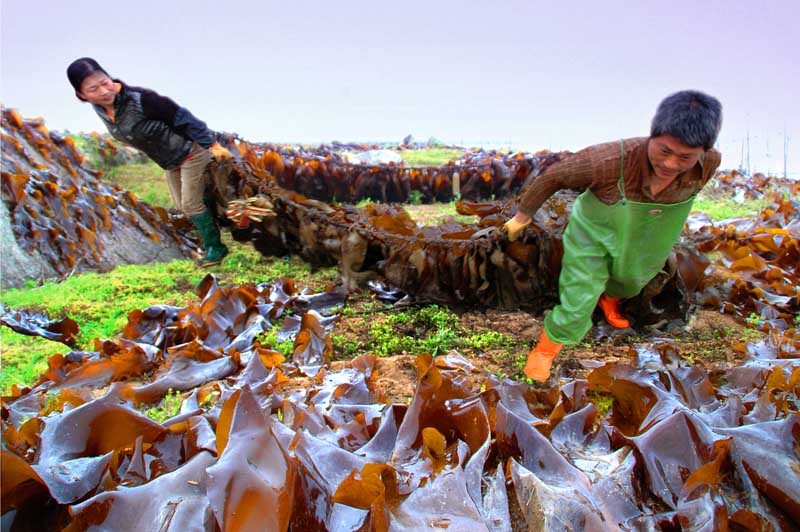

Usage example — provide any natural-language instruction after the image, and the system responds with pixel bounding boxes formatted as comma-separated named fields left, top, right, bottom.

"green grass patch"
left=404, top=202, right=477, bottom=226
left=342, top=304, right=523, bottom=359
left=691, top=197, right=770, bottom=221
left=259, top=327, right=295, bottom=357
left=103, top=161, right=172, bottom=207
left=400, top=149, right=465, bottom=167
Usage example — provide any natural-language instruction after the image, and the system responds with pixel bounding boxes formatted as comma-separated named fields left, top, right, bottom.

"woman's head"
left=66, top=57, right=116, bottom=105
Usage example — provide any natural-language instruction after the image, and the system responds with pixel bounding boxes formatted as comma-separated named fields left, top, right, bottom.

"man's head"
left=651, top=90, right=722, bottom=151
left=67, top=58, right=116, bottom=105
left=648, top=90, right=722, bottom=180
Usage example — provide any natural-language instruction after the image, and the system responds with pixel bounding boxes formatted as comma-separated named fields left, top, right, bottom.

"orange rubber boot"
left=598, top=294, right=630, bottom=329
left=524, top=329, right=563, bottom=382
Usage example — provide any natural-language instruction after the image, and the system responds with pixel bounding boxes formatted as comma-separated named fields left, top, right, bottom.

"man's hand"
left=503, top=213, right=531, bottom=241
left=209, top=143, right=231, bottom=159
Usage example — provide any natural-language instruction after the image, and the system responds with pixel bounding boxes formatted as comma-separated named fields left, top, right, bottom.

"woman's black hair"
left=66, top=57, right=111, bottom=101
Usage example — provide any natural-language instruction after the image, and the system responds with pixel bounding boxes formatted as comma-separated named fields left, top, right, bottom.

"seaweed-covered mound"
left=0, top=108, right=195, bottom=289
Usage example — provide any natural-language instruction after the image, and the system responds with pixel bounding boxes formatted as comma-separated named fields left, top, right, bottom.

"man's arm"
left=516, top=143, right=611, bottom=219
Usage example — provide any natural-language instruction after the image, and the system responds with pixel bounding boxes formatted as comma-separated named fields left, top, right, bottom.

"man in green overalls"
left=504, top=90, right=723, bottom=381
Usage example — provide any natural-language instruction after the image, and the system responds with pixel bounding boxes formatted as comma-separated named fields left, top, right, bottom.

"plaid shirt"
left=518, top=137, right=722, bottom=218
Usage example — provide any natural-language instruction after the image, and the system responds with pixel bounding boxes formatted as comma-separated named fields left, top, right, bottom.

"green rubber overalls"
left=544, top=140, right=700, bottom=345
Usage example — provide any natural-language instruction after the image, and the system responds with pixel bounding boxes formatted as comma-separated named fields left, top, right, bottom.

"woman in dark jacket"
left=67, top=57, right=229, bottom=267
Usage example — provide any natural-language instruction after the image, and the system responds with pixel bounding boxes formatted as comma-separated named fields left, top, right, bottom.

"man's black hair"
left=651, top=90, right=722, bottom=150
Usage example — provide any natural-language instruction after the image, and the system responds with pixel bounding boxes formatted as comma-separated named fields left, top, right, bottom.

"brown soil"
left=329, top=291, right=760, bottom=405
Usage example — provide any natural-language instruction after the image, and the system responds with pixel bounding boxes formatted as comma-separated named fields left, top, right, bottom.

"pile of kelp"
left=0, top=108, right=195, bottom=278
left=685, top=174, right=800, bottom=344
left=2, top=273, right=798, bottom=530
left=215, top=135, right=565, bottom=203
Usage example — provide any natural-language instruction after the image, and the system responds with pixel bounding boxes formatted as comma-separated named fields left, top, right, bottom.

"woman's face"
left=78, top=72, right=117, bottom=106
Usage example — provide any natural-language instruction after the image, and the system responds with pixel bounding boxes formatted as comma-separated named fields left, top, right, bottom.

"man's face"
left=78, top=72, right=117, bottom=106
left=647, top=134, right=705, bottom=180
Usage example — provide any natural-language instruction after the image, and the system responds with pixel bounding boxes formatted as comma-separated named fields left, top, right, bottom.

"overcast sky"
left=2, top=0, right=797, bottom=175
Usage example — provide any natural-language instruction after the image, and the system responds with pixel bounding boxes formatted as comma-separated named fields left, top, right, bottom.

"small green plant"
left=744, top=312, right=763, bottom=327
left=407, top=190, right=424, bottom=205
left=259, top=327, right=295, bottom=357
left=587, top=391, right=614, bottom=418
left=414, top=305, right=459, bottom=330
left=355, top=198, right=375, bottom=208
left=463, top=330, right=517, bottom=351
left=143, top=389, right=184, bottom=423
left=331, top=334, right=362, bottom=359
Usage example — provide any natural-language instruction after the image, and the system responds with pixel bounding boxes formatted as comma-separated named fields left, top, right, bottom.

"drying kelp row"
left=217, top=152, right=697, bottom=326
left=2, top=274, right=798, bottom=530
left=0, top=108, right=194, bottom=283
left=215, top=135, right=566, bottom=203
left=216, top=145, right=800, bottom=343
left=685, top=176, right=800, bottom=345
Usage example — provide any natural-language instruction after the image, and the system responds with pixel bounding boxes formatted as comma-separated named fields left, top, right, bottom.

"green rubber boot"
left=189, top=210, right=229, bottom=268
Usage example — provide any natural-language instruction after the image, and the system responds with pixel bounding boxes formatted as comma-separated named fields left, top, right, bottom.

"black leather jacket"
left=94, top=82, right=214, bottom=169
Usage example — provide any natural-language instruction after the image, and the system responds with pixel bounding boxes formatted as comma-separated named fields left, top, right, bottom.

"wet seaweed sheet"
left=0, top=304, right=79, bottom=347
left=2, top=273, right=798, bottom=531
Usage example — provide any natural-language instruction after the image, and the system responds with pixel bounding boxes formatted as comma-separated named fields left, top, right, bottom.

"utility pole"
left=784, top=128, right=789, bottom=179
left=746, top=129, right=751, bottom=175
left=740, top=138, right=745, bottom=172
left=766, top=132, right=770, bottom=176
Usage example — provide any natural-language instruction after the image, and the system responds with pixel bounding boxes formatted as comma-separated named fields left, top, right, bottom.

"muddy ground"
left=327, top=302, right=759, bottom=405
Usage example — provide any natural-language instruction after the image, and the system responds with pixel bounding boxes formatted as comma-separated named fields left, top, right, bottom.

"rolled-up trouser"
left=165, top=143, right=212, bottom=216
